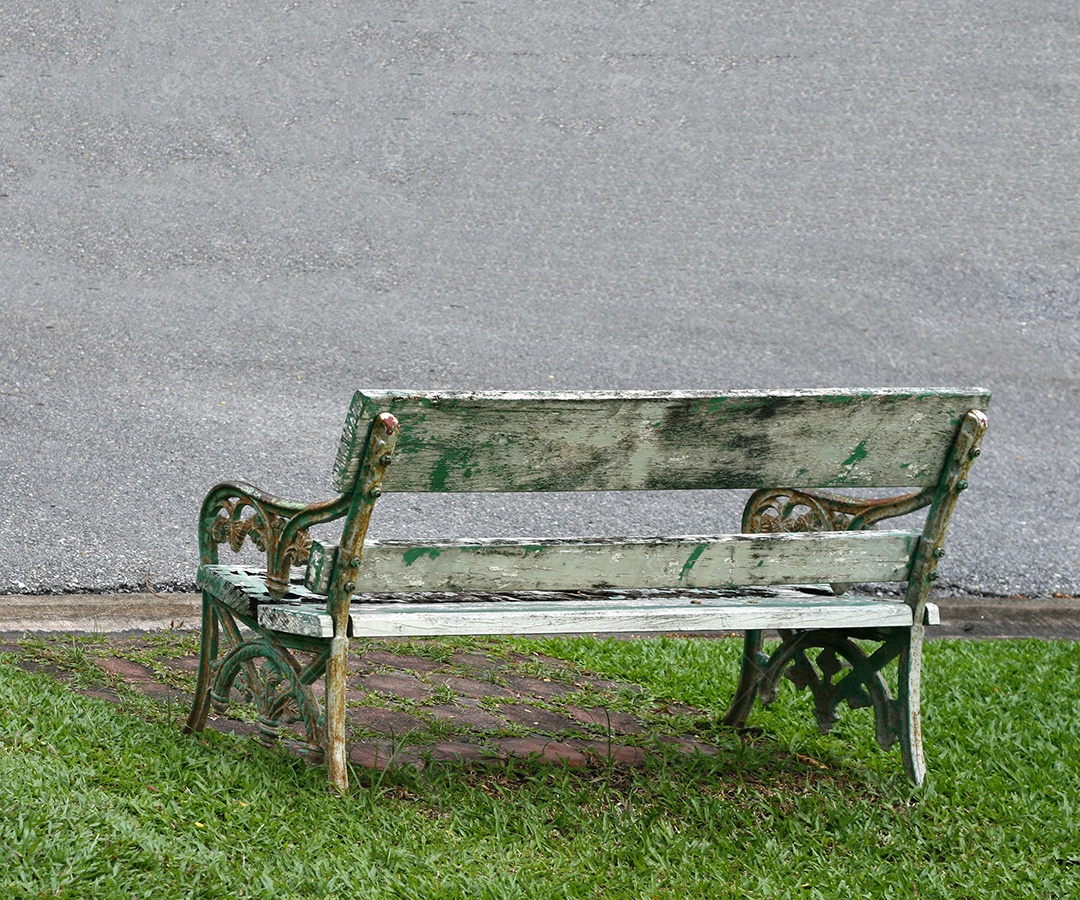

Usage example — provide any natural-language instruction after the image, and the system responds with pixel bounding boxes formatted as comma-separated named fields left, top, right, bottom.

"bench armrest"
left=742, top=487, right=935, bottom=534
left=199, top=481, right=351, bottom=599
left=742, top=486, right=935, bottom=595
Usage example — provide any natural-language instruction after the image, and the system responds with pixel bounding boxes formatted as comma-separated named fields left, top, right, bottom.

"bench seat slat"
left=197, top=565, right=937, bottom=640
left=354, top=530, right=920, bottom=593
left=344, top=593, right=934, bottom=637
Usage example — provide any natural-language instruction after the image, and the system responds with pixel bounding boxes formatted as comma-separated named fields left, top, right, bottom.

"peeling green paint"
left=843, top=441, right=869, bottom=467
left=429, top=447, right=476, bottom=491
left=679, top=543, right=708, bottom=581
left=403, top=546, right=443, bottom=566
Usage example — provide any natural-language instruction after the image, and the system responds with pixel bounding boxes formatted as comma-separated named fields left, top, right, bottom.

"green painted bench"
left=185, top=389, right=989, bottom=791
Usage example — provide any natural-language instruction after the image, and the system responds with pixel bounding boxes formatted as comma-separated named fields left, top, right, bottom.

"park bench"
left=185, top=388, right=989, bottom=791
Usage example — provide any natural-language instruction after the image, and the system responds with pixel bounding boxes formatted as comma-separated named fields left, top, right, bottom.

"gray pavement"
left=1, top=3, right=1077, bottom=600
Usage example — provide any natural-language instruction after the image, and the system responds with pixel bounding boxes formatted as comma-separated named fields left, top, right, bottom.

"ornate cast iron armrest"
left=742, top=487, right=936, bottom=594
left=198, top=481, right=351, bottom=599
left=742, top=487, right=935, bottom=534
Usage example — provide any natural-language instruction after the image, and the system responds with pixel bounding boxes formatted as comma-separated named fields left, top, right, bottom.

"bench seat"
left=199, top=563, right=938, bottom=639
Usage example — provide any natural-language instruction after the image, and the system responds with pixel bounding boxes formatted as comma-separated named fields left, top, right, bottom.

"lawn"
left=1, top=635, right=1077, bottom=899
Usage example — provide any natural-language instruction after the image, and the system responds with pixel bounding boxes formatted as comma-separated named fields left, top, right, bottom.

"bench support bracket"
left=184, top=595, right=330, bottom=763
left=723, top=626, right=924, bottom=783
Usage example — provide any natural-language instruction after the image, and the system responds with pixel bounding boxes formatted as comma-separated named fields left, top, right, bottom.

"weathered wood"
left=332, top=389, right=991, bottom=494
left=259, top=601, right=335, bottom=638
left=188, top=387, right=990, bottom=792
left=304, top=540, right=337, bottom=595
left=256, top=590, right=940, bottom=638
left=330, top=592, right=937, bottom=635
left=348, top=530, right=919, bottom=593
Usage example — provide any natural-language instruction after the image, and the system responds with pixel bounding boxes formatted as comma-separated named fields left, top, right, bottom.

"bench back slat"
left=332, top=389, right=991, bottom=494
left=349, top=530, right=920, bottom=594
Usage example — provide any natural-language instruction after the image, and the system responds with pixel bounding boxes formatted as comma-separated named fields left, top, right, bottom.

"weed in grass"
left=345, top=691, right=392, bottom=710
left=380, top=638, right=457, bottom=664
left=427, top=682, right=460, bottom=706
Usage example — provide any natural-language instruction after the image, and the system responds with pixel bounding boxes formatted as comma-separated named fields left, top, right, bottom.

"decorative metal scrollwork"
left=743, top=489, right=848, bottom=533
left=208, top=605, right=329, bottom=762
left=742, top=486, right=935, bottom=594
left=725, top=486, right=931, bottom=753
left=742, top=487, right=936, bottom=534
left=208, top=498, right=315, bottom=569
left=756, top=629, right=908, bottom=752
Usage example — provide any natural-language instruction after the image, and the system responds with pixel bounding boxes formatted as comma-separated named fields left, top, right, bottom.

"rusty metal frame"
left=725, top=410, right=988, bottom=785
left=183, top=594, right=332, bottom=759
left=185, top=413, right=399, bottom=792
left=324, top=413, right=399, bottom=792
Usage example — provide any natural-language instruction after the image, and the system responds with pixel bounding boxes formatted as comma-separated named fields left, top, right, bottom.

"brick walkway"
left=0, top=632, right=720, bottom=774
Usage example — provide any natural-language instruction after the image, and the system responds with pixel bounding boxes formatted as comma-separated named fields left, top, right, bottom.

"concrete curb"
left=0, top=593, right=202, bottom=634
left=1, top=592, right=1078, bottom=640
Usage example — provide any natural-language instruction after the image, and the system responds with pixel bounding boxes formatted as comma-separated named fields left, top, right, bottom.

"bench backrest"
left=334, top=389, right=989, bottom=494
left=319, top=389, right=989, bottom=600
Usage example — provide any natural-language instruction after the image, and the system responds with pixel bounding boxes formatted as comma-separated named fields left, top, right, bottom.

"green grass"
left=1, top=636, right=1078, bottom=899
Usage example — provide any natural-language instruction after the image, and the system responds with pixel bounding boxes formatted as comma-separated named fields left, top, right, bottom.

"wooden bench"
left=184, top=389, right=989, bottom=791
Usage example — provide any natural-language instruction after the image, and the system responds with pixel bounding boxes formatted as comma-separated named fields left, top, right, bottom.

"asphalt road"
left=1, top=2, right=1077, bottom=597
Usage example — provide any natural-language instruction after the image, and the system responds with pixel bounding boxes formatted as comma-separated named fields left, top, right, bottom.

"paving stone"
left=350, top=740, right=426, bottom=771
left=354, top=673, right=434, bottom=701
left=498, top=737, right=589, bottom=767
left=448, top=651, right=503, bottom=673
left=564, top=706, right=645, bottom=734
left=425, top=740, right=494, bottom=763
left=94, top=657, right=155, bottom=679
left=204, top=716, right=259, bottom=738
left=497, top=704, right=582, bottom=733
left=528, top=654, right=581, bottom=676
left=660, top=736, right=720, bottom=756
left=13, top=660, right=72, bottom=679
left=356, top=649, right=450, bottom=674
left=653, top=701, right=702, bottom=717
left=503, top=651, right=541, bottom=666
left=426, top=703, right=508, bottom=732
left=131, top=681, right=190, bottom=702
left=77, top=687, right=121, bottom=703
left=161, top=656, right=201, bottom=673
left=429, top=674, right=515, bottom=699
left=581, top=674, right=645, bottom=691
left=575, top=740, right=650, bottom=766
left=499, top=674, right=577, bottom=700
left=347, top=706, right=428, bottom=738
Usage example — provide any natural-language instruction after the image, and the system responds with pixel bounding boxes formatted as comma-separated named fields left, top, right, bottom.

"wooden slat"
left=252, top=590, right=935, bottom=639
left=331, top=389, right=991, bottom=494
left=261, top=601, right=334, bottom=638
left=197, top=564, right=328, bottom=620
left=338, top=591, right=927, bottom=637
left=202, top=564, right=939, bottom=640
left=351, top=530, right=920, bottom=593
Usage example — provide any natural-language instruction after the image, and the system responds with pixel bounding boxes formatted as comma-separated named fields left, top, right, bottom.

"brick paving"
left=0, top=633, right=724, bottom=774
